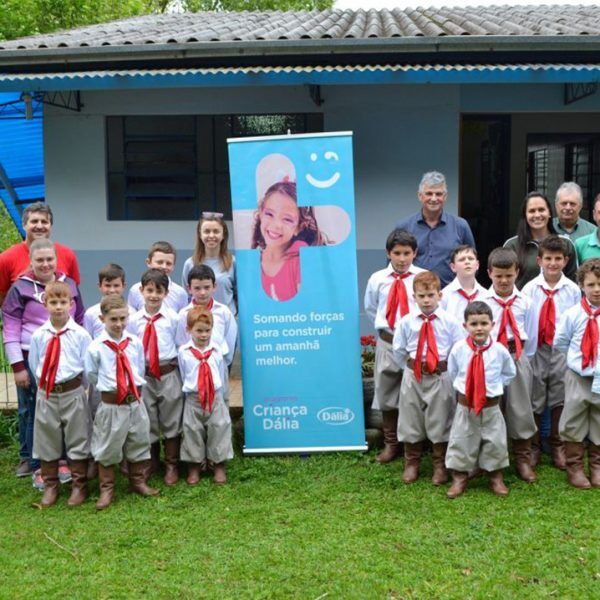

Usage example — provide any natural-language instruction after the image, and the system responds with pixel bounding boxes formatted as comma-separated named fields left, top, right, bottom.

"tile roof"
left=1, top=5, right=599, bottom=50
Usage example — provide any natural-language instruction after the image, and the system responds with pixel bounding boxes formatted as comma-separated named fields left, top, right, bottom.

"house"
left=1, top=6, right=600, bottom=330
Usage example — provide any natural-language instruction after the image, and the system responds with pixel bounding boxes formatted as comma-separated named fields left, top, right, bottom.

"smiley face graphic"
left=306, top=151, right=341, bottom=189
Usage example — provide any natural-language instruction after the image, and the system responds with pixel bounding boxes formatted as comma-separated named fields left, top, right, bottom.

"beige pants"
left=531, top=344, right=566, bottom=414
left=91, top=400, right=151, bottom=466
left=32, top=385, right=90, bottom=461
left=445, top=403, right=509, bottom=472
left=397, top=367, right=455, bottom=444
left=88, top=384, right=101, bottom=421
left=373, top=338, right=402, bottom=411
left=180, top=393, right=233, bottom=464
left=560, top=369, right=600, bottom=444
left=142, top=367, right=184, bottom=442
left=503, top=354, right=537, bottom=440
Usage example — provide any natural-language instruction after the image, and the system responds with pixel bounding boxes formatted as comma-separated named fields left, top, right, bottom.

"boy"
left=128, top=269, right=183, bottom=486
left=178, top=307, right=233, bottom=484
left=84, top=295, right=159, bottom=510
left=440, top=245, right=486, bottom=323
left=364, top=229, right=424, bottom=464
left=446, top=301, right=516, bottom=498
left=555, top=258, right=600, bottom=489
left=128, top=241, right=188, bottom=313
left=28, top=282, right=92, bottom=507
left=522, top=236, right=581, bottom=469
left=393, top=270, right=464, bottom=484
left=482, top=248, right=538, bottom=483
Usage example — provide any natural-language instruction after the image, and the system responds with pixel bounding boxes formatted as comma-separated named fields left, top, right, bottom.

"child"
left=128, top=269, right=183, bottom=486
left=555, top=258, right=600, bottom=489
left=521, top=236, right=582, bottom=469
left=393, top=271, right=464, bottom=484
left=364, top=229, right=424, bottom=464
left=84, top=295, right=159, bottom=510
left=128, top=241, right=188, bottom=313
left=446, top=301, right=516, bottom=498
left=440, top=245, right=486, bottom=323
left=28, top=281, right=92, bottom=507
left=251, top=180, right=326, bottom=301
left=178, top=307, right=233, bottom=484
left=482, top=247, right=538, bottom=483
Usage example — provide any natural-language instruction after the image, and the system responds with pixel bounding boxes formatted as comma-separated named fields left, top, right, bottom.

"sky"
left=334, top=0, right=600, bottom=8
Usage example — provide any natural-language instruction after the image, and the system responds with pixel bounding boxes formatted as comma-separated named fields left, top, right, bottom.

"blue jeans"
left=16, top=363, right=40, bottom=470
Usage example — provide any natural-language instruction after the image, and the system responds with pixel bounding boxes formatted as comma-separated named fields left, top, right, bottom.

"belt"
left=49, top=375, right=83, bottom=394
left=407, top=357, right=448, bottom=375
left=145, top=362, right=177, bottom=378
left=101, top=387, right=142, bottom=405
left=507, top=339, right=523, bottom=355
left=378, top=330, right=394, bottom=343
left=457, top=393, right=501, bottom=408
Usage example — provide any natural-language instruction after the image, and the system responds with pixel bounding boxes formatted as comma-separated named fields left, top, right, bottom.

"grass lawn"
left=0, top=435, right=598, bottom=599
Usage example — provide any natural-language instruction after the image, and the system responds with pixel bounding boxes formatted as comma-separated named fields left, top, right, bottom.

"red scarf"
left=580, top=297, right=600, bottom=370
left=189, top=347, right=215, bottom=411
left=193, top=298, right=214, bottom=311
left=494, top=296, right=523, bottom=360
left=142, top=314, right=162, bottom=379
left=414, top=314, right=439, bottom=382
left=538, top=287, right=557, bottom=348
left=39, top=329, right=68, bottom=398
left=385, top=272, right=411, bottom=330
left=457, top=289, right=478, bottom=303
left=103, top=338, right=140, bottom=404
left=465, top=337, right=493, bottom=415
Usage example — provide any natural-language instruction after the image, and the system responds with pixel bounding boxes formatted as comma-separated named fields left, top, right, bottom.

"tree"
left=0, top=0, right=333, bottom=42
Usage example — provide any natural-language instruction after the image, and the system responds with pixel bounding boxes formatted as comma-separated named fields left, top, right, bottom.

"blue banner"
left=228, top=132, right=366, bottom=454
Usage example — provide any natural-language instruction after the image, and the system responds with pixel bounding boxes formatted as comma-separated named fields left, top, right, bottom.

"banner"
left=228, top=132, right=366, bottom=454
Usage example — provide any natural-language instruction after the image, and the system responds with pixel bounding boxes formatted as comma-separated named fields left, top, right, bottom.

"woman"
left=181, top=213, right=236, bottom=314
left=503, top=192, right=577, bottom=289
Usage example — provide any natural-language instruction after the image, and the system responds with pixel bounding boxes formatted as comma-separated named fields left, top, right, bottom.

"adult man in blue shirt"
left=395, top=171, right=475, bottom=286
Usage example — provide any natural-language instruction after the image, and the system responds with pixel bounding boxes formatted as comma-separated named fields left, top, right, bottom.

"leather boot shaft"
left=213, top=462, right=227, bottom=485
left=67, top=459, right=88, bottom=507
left=588, top=443, right=600, bottom=488
left=564, top=441, right=592, bottom=489
left=446, top=471, right=468, bottom=499
left=186, top=463, right=202, bottom=486
left=431, top=443, right=449, bottom=485
left=402, top=441, right=423, bottom=483
left=96, top=464, right=115, bottom=510
left=488, top=470, right=509, bottom=496
left=376, top=410, right=400, bottom=464
left=549, top=407, right=566, bottom=470
left=40, top=460, right=60, bottom=508
left=512, top=438, right=537, bottom=483
left=128, top=460, right=160, bottom=497
left=163, top=436, right=180, bottom=486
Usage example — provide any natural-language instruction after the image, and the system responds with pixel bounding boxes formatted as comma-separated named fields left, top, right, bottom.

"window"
left=106, top=113, right=323, bottom=221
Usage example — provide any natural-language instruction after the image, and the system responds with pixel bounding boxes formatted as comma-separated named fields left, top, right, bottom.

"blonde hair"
left=44, top=281, right=71, bottom=300
left=100, top=295, right=127, bottom=315
left=192, top=217, right=233, bottom=272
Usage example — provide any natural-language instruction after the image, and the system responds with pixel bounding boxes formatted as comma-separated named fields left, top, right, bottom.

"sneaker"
left=15, top=459, right=32, bottom=478
left=58, top=460, right=72, bottom=484
left=32, top=469, right=45, bottom=491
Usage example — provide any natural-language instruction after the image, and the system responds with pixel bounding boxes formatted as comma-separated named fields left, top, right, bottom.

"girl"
left=182, top=214, right=236, bottom=315
left=251, top=181, right=326, bottom=302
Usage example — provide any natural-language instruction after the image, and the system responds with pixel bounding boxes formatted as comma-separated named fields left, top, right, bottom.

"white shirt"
left=440, top=277, right=487, bottom=324
left=555, top=300, right=597, bottom=376
left=448, top=338, right=516, bottom=397
left=392, top=306, right=464, bottom=368
left=481, top=288, right=537, bottom=358
left=178, top=340, right=224, bottom=394
left=176, top=300, right=238, bottom=365
left=84, top=330, right=146, bottom=391
left=364, top=263, right=425, bottom=333
left=127, top=307, right=179, bottom=362
left=521, top=273, right=582, bottom=346
left=29, top=318, right=91, bottom=384
left=127, top=278, right=189, bottom=314
left=83, top=302, right=136, bottom=339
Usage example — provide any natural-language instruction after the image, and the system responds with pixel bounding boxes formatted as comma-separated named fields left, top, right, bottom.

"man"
left=0, top=202, right=80, bottom=305
left=395, top=171, right=475, bottom=287
left=575, top=193, right=600, bottom=264
left=553, top=182, right=595, bottom=241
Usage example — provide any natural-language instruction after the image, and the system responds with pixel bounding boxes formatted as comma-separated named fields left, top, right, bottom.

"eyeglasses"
left=202, top=212, right=224, bottom=218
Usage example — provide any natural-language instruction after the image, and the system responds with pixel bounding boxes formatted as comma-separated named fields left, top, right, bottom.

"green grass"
left=0, top=443, right=598, bottom=599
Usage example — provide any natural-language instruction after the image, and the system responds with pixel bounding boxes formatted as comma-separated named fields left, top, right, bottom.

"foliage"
left=0, top=202, right=21, bottom=253
left=360, top=334, right=375, bottom=378
left=185, top=0, right=332, bottom=10
left=0, top=413, right=17, bottom=447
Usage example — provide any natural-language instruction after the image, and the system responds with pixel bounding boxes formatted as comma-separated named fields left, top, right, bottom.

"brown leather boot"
left=186, top=463, right=202, bottom=486
left=163, top=436, right=180, bottom=486
left=549, top=407, right=566, bottom=470
left=119, top=459, right=129, bottom=476
left=512, top=439, right=537, bottom=483
left=402, top=442, right=423, bottom=483
left=488, top=470, right=509, bottom=496
left=531, top=414, right=542, bottom=467
left=431, top=442, right=449, bottom=485
left=213, top=462, right=227, bottom=485
left=376, top=410, right=400, bottom=464
left=150, top=441, right=161, bottom=475
left=96, top=464, right=115, bottom=510
left=67, top=459, right=88, bottom=507
left=40, top=460, right=60, bottom=508
left=128, top=461, right=160, bottom=496
left=564, top=441, right=592, bottom=489
left=87, top=460, right=98, bottom=481
left=446, top=471, right=468, bottom=499
left=588, top=443, right=600, bottom=488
